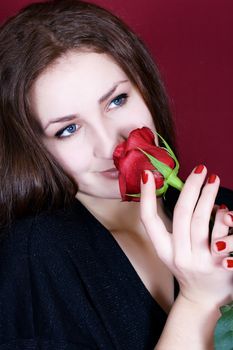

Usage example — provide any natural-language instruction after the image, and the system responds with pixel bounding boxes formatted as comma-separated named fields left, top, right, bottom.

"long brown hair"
left=0, top=0, right=176, bottom=233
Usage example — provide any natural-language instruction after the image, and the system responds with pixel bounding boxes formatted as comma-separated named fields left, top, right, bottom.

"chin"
left=93, top=192, right=122, bottom=200
left=76, top=186, right=122, bottom=200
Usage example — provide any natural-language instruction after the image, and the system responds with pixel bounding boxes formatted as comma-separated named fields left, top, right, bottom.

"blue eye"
left=55, top=124, right=79, bottom=138
left=109, top=93, right=128, bottom=109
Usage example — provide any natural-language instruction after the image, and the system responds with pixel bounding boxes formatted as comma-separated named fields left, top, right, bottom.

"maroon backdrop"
left=1, top=0, right=232, bottom=189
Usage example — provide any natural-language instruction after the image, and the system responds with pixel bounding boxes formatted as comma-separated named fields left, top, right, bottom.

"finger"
left=191, top=173, right=220, bottom=254
left=221, top=257, right=233, bottom=270
left=140, top=170, right=157, bottom=218
left=173, top=164, right=208, bottom=257
left=211, top=206, right=230, bottom=255
left=140, top=170, right=172, bottom=264
left=213, top=235, right=233, bottom=255
left=223, top=212, right=233, bottom=227
left=212, top=206, right=229, bottom=241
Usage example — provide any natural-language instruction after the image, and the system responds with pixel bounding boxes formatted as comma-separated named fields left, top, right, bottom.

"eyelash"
left=108, top=93, right=128, bottom=110
left=55, top=123, right=79, bottom=138
left=55, top=93, right=129, bottom=139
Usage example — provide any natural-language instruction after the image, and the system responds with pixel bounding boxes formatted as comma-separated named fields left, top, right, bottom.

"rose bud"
left=113, top=127, right=183, bottom=201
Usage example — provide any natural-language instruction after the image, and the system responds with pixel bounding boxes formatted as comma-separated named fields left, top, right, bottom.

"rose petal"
left=113, top=127, right=177, bottom=201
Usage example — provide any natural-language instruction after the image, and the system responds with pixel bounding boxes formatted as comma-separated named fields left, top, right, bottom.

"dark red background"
left=1, top=0, right=232, bottom=189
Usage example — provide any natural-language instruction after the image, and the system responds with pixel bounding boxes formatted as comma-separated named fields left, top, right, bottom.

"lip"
left=101, top=167, right=117, bottom=172
left=99, top=168, right=119, bottom=179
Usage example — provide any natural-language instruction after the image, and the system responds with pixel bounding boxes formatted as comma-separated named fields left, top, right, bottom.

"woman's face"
left=30, top=51, right=156, bottom=199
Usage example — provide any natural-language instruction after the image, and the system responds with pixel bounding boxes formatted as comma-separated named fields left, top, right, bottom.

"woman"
left=0, top=1, right=232, bottom=349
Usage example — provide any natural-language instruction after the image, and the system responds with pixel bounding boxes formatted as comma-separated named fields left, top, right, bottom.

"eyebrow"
left=44, top=79, right=129, bottom=131
left=98, top=79, right=128, bottom=103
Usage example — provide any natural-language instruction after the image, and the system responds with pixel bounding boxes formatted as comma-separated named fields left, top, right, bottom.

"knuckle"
left=140, top=211, right=148, bottom=222
left=184, top=180, right=201, bottom=193
left=140, top=209, right=155, bottom=223
left=140, top=214, right=153, bottom=228
left=192, top=215, right=209, bottom=231
left=173, top=256, right=187, bottom=270
left=191, top=214, right=204, bottom=226
left=174, top=203, right=190, bottom=218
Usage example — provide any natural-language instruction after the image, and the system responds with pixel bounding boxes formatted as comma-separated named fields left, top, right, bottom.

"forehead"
left=30, top=51, right=129, bottom=121
left=35, top=51, right=127, bottom=90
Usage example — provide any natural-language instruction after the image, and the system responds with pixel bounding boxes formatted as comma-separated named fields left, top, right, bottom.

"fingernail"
left=219, top=204, right=228, bottom=210
left=208, top=174, right=217, bottom=184
left=141, top=170, right=148, bottom=184
left=226, top=259, right=233, bottom=268
left=215, top=241, right=226, bottom=251
left=194, top=164, right=205, bottom=174
left=228, top=213, right=233, bottom=222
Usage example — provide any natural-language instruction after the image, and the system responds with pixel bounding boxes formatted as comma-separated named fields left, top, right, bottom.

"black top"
left=0, top=187, right=232, bottom=349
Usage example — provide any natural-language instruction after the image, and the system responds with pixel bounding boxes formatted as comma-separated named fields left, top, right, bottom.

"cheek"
left=44, top=139, right=92, bottom=176
left=136, top=102, right=154, bottom=124
left=125, top=100, right=159, bottom=144
left=59, top=152, right=90, bottom=176
left=134, top=100, right=157, bottom=131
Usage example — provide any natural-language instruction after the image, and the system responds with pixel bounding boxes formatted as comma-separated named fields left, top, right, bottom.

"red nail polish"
left=141, top=170, right=148, bottom=184
left=219, top=204, right=228, bottom=209
left=215, top=241, right=226, bottom=251
left=208, top=174, right=217, bottom=184
left=228, top=213, right=233, bottom=222
left=227, top=260, right=233, bottom=268
left=194, top=164, right=205, bottom=174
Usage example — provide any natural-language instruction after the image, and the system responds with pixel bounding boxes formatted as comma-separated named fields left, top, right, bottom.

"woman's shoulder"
left=0, top=200, right=109, bottom=348
left=0, top=199, right=92, bottom=259
left=0, top=198, right=97, bottom=297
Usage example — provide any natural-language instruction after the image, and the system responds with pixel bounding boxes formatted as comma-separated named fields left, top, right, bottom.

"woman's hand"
left=140, top=166, right=233, bottom=307
left=212, top=208, right=233, bottom=264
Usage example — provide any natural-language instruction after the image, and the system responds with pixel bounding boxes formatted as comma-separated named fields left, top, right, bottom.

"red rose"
left=113, top=127, right=177, bottom=201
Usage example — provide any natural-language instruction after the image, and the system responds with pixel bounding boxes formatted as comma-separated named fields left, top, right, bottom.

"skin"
left=30, top=51, right=156, bottom=200
left=140, top=170, right=233, bottom=349
left=30, top=50, right=233, bottom=348
left=30, top=50, right=174, bottom=311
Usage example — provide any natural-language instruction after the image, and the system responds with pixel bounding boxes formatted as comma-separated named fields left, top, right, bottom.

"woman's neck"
left=76, top=192, right=172, bottom=234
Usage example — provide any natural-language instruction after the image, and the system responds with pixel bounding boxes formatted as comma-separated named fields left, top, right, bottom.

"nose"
left=90, top=123, right=124, bottom=159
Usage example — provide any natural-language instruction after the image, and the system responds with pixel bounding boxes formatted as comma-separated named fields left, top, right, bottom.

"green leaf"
left=156, top=132, right=177, bottom=160
left=156, top=183, right=169, bottom=197
left=214, top=302, right=233, bottom=350
left=156, top=132, right=180, bottom=172
left=125, top=193, right=141, bottom=198
left=125, top=131, right=184, bottom=200
left=220, top=302, right=233, bottom=314
left=137, top=148, right=173, bottom=178
left=125, top=183, right=169, bottom=199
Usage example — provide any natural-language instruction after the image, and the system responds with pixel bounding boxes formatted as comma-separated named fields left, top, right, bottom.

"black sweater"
left=0, top=187, right=232, bottom=349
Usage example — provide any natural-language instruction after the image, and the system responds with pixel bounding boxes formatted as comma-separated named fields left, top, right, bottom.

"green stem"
left=167, top=172, right=184, bottom=191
